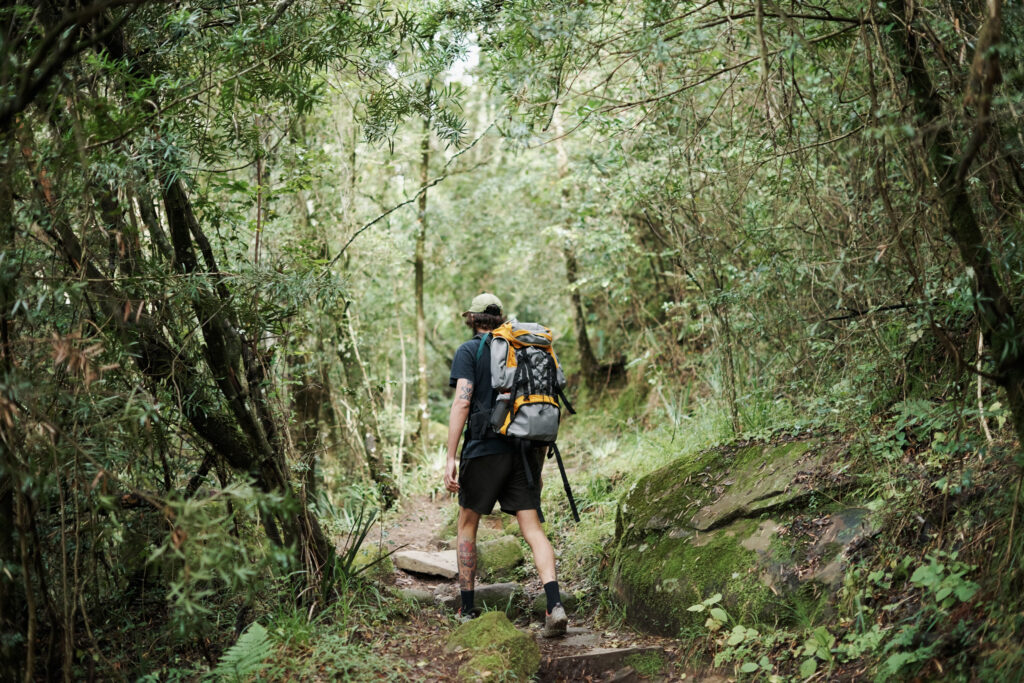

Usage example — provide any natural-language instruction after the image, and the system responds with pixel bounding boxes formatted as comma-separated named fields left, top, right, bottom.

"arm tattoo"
left=458, top=539, right=477, bottom=591
left=457, top=379, right=474, bottom=402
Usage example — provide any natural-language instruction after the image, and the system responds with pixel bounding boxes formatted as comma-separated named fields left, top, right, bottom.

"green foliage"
left=208, top=623, right=272, bottom=682
left=3, top=0, right=1024, bottom=679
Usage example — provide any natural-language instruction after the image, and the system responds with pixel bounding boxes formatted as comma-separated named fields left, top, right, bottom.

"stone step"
left=438, top=582, right=524, bottom=614
left=392, top=549, right=458, bottom=578
left=544, top=646, right=666, bottom=680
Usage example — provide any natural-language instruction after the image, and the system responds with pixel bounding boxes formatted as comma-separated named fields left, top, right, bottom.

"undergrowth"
left=541, top=380, right=1024, bottom=681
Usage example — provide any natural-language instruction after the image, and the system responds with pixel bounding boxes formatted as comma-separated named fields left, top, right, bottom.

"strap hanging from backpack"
left=550, top=443, right=580, bottom=523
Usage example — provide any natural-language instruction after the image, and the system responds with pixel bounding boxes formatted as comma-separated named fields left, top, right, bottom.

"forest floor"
left=354, top=491, right=722, bottom=682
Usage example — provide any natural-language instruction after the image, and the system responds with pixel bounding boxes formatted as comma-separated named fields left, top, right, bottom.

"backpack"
left=480, top=319, right=579, bottom=521
left=488, top=320, right=569, bottom=441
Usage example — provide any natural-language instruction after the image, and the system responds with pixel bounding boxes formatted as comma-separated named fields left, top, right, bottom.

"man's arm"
left=444, top=378, right=473, bottom=492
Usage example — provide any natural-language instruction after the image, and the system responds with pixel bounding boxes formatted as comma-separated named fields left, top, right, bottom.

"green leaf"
left=727, top=627, right=747, bottom=646
left=740, top=661, right=758, bottom=673
left=710, top=607, right=729, bottom=623
left=687, top=603, right=705, bottom=612
left=800, top=658, right=818, bottom=678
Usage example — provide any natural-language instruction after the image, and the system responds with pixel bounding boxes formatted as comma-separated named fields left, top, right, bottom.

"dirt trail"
left=362, top=492, right=711, bottom=682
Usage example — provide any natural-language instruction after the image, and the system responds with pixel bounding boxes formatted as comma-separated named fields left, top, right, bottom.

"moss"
left=446, top=612, right=540, bottom=682
left=459, top=652, right=506, bottom=682
left=613, top=517, right=779, bottom=635
left=352, top=546, right=395, bottom=581
left=624, top=651, right=665, bottom=676
left=611, top=438, right=858, bottom=636
left=438, top=502, right=461, bottom=539
left=479, top=536, right=525, bottom=581
left=617, top=440, right=819, bottom=546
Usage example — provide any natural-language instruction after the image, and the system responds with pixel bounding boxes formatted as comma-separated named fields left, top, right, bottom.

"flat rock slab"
left=393, top=549, right=458, bottom=578
left=558, top=627, right=602, bottom=649
left=438, top=582, right=524, bottom=613
left=689, top=442, right=819, bottom=531
left=546, top=646, right=665, bottom=679
left=397, top=588, right=436, bottom=605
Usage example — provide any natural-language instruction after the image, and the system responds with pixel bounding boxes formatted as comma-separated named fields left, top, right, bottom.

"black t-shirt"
left=449, top=333, right=515, bottom=460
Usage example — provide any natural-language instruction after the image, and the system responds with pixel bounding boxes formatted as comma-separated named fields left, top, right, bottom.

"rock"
left=438, top=506, right=505, bottom=542
left=351, top=546, right=395, bottom=581
left=546, top=646, right=665, bottom=680
left=503, top=518, right=551, bottom=536
left=478, top=536, right=524, bottom=580
left=397, top=588, right=436, bottom=605
left=559, top=627, right=601, bottom=649
left=393, top=549, right=458, bottom=578
left=607, top=666, right=639, bottom=683
left=688, top=441, right=820, bottom=531
left=611, top=438, right=873, bottom=636
left=439, top=524, right=507, bottom=549
left=530, top=590, right=579, bottom=617
left=439, top=582, right=525, bottom=616
left=445, top=611, right=540, bottom=682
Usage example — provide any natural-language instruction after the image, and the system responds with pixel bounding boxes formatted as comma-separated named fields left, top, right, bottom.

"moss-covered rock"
left=445, top=611, right=540, bottom=682
left=611, top=438, right=872, bottom=636
left=442, top=524, right=507, bottom=549
left=478, top=536, right=525, bottom=581
left=611, top=517, right=778, bottom=634
left=530, top=590, right=579, bottom=617
left=502, top=518, right=551, bottom=537
left=351, top=545, right=395, bottom=581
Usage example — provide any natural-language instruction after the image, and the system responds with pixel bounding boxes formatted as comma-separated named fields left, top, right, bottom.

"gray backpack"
left=488, top=320, right=568, bottom=441
left=485, top=319, right=579, bottom=522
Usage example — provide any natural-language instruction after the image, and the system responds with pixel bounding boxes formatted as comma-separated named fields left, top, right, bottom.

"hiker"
left=443, top=292, right=568, bottom=637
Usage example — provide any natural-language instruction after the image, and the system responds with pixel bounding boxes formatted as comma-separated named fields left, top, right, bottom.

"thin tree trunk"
left=415, top=85, right=431, bottom=451
left=16, top=491, right=36, bottom=683
left=396, top=320, right=409, bottom=478
left=552, top=107, right=600, bottom=387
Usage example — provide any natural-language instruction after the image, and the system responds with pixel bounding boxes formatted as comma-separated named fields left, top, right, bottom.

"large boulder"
left=610, top=438, right=876, bottom=636
left=445, top=611, right=540, bottom=682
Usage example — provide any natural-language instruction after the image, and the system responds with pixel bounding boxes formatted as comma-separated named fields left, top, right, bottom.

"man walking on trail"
left=443, top=293, right=568, bottom=637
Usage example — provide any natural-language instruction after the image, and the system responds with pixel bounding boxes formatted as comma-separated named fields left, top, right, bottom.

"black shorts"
left=458, top=448, right=546, bottom=516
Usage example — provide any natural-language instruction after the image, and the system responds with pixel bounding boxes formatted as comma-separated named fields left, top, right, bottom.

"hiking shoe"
left=456, top=607, right=479, bottom=623
left=542, top=603, right=568, bottom=637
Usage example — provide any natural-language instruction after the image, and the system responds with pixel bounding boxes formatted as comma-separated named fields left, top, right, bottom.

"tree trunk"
left=552, top=107, right=601, bottom=388
left=0, top=138, right=24, bottom=683
left=888, top=0, right=1024, bottom=444
left=415, top=84, right=431, bottom=451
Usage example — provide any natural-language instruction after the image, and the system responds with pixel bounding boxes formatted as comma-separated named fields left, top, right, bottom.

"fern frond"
left=209, top=622, right=271, bottom=682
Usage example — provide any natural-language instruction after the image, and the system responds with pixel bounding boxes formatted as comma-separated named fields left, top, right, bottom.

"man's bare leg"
left=457, top=507, right=481, bottom=614
left=516, top=509, right=555, bottom=583
left=517, top=508, right=566, bottom=635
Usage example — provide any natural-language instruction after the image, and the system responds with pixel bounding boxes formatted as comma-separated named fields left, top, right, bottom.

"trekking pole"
left=550, top=443, right=580, bottom=522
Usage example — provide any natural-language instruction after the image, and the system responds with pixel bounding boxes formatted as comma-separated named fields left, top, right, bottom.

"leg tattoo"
left=458, top=539, right=477, bottom=591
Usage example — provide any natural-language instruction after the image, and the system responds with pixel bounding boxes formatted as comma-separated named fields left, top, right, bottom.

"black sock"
left=543, top=581, right=561, bottom=612
left=460, top=590, right=474, bottom=614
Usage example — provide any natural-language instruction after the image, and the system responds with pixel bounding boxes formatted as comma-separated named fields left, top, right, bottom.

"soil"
left=360, top=491, right=714, bottom=682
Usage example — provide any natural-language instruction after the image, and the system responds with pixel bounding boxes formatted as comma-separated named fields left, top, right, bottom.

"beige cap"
left=463, top=292, right=503, bottom=315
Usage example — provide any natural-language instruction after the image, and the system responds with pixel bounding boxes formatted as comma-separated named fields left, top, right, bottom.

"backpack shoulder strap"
left=475, top=332, right=491, bottom=363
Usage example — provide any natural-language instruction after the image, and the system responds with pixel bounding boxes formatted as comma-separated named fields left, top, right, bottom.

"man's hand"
left=444, top=378, right=472, bottom=494
left=444, top=457, right=459, bottom=493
